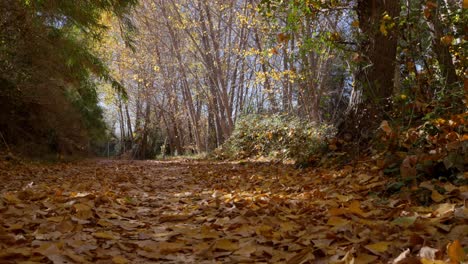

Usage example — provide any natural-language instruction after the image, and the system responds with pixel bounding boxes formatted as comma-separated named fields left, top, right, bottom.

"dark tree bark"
left=345, top=0, right=401, bottom=140
left=357, top=0, right=401, bottom=105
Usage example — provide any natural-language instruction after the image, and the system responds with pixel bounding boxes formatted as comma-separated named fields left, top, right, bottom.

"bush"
left=217, top=114, right=335, bottom=163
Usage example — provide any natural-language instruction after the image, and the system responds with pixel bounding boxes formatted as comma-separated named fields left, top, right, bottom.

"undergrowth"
left=215, top=114, right=336, bottom=164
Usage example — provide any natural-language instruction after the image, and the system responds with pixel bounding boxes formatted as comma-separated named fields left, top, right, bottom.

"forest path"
left=0, top=159, right=466, bottom=263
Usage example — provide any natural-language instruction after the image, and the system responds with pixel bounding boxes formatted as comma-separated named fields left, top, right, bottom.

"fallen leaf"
left=431, top=190, right=445, bottom=202
left=327, top=216, right=350, bottom=227
left=214, top=239, right=239, bottom=251
left=348, top=200, right=368, bottom=217
left=93, top=231, right=119, bottom=240
left=447, top=240, right=465, bottom=263
left=365, top=241, right=391, bottom=255
left=112, top=256, right=129, bottom=264
left=287, top=249, right=313, bottom=264
left=392, top=216, right=417, bottom=228
left=356, top=253, right=379, bottom=263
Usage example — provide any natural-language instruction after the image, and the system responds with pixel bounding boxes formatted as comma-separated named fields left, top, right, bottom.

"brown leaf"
left=213, top=239, right=239, bottom=251
left=287, top=249, right=313, bottom=264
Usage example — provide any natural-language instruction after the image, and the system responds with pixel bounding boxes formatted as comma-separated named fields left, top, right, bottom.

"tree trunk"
left=357, top=0, right=401, bottom=105
left=427, top=3, right=458, bottom=85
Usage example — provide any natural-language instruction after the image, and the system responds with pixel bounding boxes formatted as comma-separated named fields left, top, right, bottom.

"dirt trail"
left=0, top=159, right=466, bottom=263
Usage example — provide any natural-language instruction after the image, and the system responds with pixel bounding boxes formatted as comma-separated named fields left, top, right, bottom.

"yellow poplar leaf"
left=328, top=207, right=348, bottom=216
left=93, top=231, right=119, bottom=240
left=214, top=239, right=239, bottom=251
left=447, top=240, right=465, bottom=263
left=365, top=241, right=391, bottom=254
left=348, top=200, right=367, bottom=217
left=431, top=190, right=445, bottom=202
left=112, top=256, right=129, bottom=264
left=327, top=216, right=350, bottom=227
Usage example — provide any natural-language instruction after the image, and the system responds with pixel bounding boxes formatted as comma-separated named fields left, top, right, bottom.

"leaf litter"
left=0, top=159, right=466, bottom=263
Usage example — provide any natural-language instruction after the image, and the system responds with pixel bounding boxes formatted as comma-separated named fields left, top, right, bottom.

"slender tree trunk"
left=427, top=3, right=458, bottom=85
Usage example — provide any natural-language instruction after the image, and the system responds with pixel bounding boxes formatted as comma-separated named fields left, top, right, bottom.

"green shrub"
left=217, top=114, right=335, bottom=163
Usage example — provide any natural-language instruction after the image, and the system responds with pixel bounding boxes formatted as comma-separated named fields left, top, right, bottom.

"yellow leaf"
left=421, top=258, right=447, bottom=264
left=112, top=256, right=129, bottom=264
left=327, top=216, right=350, bottom=227
left=328, top=207, right=348, bottom=216
left=431, top=190, right=445, bottom=202
left=348, top=200, right=368, bottom=217
left=447, top=240, right=465, bottom=263
left=380, top=24, right=388, bottom=36
left=355, top=253, right=378, bottom=263
left=214, top=239, right=239, bottom=251
left=365, top=241, right=391, bottom=254
left=93, top=231, right=119, bottom=240
left=159, top=213, right=191, bottom=223
left=351, top=20, right=360, bottom=28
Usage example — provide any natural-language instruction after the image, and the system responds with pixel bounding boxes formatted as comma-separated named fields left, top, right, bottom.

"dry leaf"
left=447, top=240, right=465, bottom=263
left=214, top=239, right=239, bottom=251
left=112, top=256, right=129, bottom=264
left=365, top=241, right=391, bottom=255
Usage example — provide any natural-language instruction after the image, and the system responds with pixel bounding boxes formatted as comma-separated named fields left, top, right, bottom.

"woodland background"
left=0, top=0, right=466, bottom=164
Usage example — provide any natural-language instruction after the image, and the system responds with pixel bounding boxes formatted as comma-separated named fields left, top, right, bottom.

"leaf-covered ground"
left=0, top=159, right=466, bottom=263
